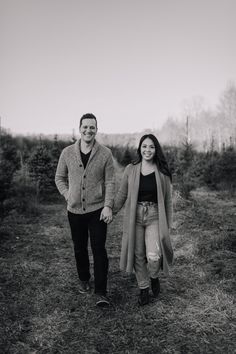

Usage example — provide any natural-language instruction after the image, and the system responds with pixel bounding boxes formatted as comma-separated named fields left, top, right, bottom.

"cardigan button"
left=79, top=164, right=83, bottom=167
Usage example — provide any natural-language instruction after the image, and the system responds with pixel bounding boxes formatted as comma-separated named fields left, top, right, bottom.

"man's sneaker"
left=151, top=277, right=160, bottom=297
left=95, top=294, right=110, bottom=307
left=78, top=280, right=90, bottom=294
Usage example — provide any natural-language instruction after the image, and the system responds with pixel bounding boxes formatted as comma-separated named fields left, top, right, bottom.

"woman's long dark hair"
left=133, top=134, right=172, bottom=182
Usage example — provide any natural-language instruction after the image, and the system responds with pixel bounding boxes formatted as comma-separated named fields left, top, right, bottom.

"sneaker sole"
left=79, top=289, right=90, bottom=294
left=96, top=299, right=110, bottom=307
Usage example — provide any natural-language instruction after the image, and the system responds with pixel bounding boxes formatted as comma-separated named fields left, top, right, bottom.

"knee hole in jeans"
left=147, top=252, right=160, bottom=262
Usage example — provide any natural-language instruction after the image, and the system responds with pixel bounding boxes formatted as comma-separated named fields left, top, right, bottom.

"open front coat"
left=114, top=163, right=173, bottom=275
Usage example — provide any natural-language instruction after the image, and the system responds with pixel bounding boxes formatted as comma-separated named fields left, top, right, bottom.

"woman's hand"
left=100, top=206, right=113, bottom=224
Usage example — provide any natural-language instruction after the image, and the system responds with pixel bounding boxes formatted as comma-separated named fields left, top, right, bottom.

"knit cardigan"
left=55, top=140, right=115, bottom=214
left=114, top=163, right=173, bottom=275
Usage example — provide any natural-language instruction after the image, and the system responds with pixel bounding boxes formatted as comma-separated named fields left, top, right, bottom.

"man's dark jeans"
left=68, top=208, right=108, bottom=295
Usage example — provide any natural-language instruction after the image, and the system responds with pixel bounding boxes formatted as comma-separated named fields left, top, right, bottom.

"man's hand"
left=100, top=206, right=113, bottom=224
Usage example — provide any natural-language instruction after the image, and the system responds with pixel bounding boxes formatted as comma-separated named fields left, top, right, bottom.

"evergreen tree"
left=163, top=146, right=178, bottom=177
left=176, top=141, right=197, bottom=198
left=122, top=146, right=133, bottom=166
left=202, top=150, right=220, bottom=188
left=0, top=131, right=20, bottom=216
left=217, top=146, right=236, bottom=191
left=27, top=143, right=55, bottom=197
left=51, top=134, right=63, bottom=174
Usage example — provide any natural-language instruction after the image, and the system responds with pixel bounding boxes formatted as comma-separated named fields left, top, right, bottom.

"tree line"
left=95, top=82, right=236, bottom=152
left=1, top=128, right=235, bottom=226
left=0, top=131, right=68, bottom=219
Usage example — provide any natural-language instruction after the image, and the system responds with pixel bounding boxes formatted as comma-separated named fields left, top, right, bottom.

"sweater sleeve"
left=55, top=150, right=69, bottom=200
left=113, top=165, right=130, bottom=213
left=104, top=152, right=115, bottom=209
left=165, top=176, right=173, bottom=229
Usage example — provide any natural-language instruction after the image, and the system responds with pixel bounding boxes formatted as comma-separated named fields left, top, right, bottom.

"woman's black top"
left=81, top=150, right=91, bottom=169
left=138, top=172, right=157, bottom=203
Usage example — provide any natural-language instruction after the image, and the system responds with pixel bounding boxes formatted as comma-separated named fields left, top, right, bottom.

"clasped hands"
left=100, top=206, right=113, bottom=224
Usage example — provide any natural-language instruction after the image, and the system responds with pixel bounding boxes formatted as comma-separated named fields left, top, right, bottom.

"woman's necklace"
left=141, top=161, right=155, bottom=176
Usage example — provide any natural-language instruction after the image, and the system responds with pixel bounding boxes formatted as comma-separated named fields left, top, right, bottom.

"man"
left=55, top=113, right=115, bottom=306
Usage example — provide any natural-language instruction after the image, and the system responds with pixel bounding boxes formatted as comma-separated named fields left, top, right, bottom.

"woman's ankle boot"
left=151, top=277, right=160, bottom=297
left=138, top=287, right=149, bottom=306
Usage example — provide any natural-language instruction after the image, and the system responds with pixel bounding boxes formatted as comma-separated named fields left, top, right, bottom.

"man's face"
left=79, top=118, right=97, bottom=144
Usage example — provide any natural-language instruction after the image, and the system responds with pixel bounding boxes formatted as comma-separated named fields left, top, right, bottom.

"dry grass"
left=0, top=179, right=236, bottom=353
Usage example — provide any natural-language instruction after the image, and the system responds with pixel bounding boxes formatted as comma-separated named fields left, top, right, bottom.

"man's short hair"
left=80, top=113, right=97, bottom=127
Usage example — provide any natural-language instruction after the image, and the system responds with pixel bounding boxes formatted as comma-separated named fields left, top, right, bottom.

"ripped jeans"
left=134, top=202, right=162, bottom=289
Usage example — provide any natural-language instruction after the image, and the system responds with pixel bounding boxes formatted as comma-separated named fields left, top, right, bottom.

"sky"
left=1, top=0, right=236, bottom=136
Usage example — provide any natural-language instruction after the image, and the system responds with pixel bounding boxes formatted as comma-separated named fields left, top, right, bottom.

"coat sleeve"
left=104, top=152, right=115, bottom=209
left=55, top=150, right=69, bottom=201
left=113, top=164, right=130, bottom=213
left=165, top=176, right=173, bottom=229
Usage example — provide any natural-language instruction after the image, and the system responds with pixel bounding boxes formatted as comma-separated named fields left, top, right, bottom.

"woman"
left=114, top=134, right=173, bottom=306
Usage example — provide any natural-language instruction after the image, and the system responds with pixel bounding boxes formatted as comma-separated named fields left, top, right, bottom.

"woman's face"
left=140, top=138, right=156, bottom=162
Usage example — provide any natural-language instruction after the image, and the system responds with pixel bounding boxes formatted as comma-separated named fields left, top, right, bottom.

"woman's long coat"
left=114, top=163, right=173, bottom=275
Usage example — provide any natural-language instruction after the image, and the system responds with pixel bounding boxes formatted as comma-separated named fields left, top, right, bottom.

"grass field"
left=0, top=166, right=236, bottom=353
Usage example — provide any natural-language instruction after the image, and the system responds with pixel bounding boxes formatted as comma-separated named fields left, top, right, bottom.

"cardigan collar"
left=74, top=139, right=99, bottom=166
